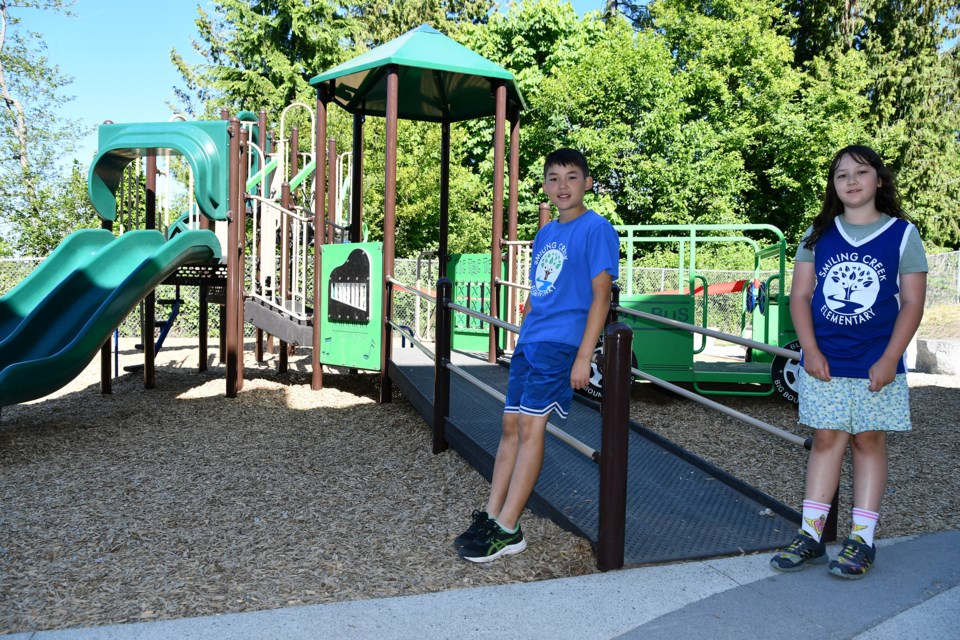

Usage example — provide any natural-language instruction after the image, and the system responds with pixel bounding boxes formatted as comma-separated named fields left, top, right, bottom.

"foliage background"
left=1, top=0, right=958, bottom=260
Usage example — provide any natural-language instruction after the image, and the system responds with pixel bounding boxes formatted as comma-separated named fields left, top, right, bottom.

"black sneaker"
left=829, top=534, right=876, bottom=579
left=453, top=510, right=491, bottom=549
left=770, top=529, right=828, bottom=572
left=458, top=520, right=527, bottom=563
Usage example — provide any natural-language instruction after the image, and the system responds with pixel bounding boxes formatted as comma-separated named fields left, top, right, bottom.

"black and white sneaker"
left=454, top=510, right=491, bottom=550
left=458, top=521, right=526, bottom=563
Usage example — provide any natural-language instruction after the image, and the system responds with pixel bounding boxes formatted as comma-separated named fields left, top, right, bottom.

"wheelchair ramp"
left=389, top=345, right=800, bottom=566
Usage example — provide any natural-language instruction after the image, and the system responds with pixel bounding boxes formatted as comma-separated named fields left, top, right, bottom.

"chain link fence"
left=2, top=250, right=957, bottom=342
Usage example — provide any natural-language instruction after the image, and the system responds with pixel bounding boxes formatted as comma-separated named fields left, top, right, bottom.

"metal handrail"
left=630, top=365, right=809, bottom=448
left=614, top=304, right=800, bottom=361
left=495, top=278, right=531, bottom=292
left=447, top=302, right=519, bottom=334
left=391, top=276, right=598, bottom=462
left=387, top=276, right=437, bottom=304
left=387, top=319, right=435, bottom=359
left=447, top=363, right=598, bottom=461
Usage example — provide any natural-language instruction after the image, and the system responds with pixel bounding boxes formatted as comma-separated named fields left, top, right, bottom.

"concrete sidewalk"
left=9, top=531, right=958, bottom=640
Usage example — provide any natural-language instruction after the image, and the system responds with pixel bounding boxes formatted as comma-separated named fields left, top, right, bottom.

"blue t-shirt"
left=805, top=216, right=920, bottom=378
left=519, top=210, right=620, bottom=348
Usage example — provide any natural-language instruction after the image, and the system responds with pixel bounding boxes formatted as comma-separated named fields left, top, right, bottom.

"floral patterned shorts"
left=798, top=369, right=912, bottom=434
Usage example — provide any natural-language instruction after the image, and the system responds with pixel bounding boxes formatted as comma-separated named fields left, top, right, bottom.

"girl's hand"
left=868, top=357, right=898, bottom=392
left=803, top=349, right=831, bottom=382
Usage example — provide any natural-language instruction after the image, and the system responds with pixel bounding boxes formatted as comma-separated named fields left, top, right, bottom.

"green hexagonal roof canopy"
left=309, top=24, right=525, bottom=122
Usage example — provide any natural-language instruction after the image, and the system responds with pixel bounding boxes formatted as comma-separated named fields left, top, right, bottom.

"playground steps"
left=389, top=345, right=800, bottom=566
left=244, top=298, right=313, bottom=347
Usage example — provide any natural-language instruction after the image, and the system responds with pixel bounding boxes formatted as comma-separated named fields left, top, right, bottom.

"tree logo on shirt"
left=532, top=246, right=566, bottom=296
left=819, top=258, right=881, bottom=324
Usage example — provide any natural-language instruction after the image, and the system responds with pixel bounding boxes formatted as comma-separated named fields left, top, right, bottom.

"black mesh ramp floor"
left=389, top=345, right=800, bottom=566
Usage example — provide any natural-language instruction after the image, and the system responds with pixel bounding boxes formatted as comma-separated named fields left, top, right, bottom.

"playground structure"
left=0, top=25, right=815, bottom=567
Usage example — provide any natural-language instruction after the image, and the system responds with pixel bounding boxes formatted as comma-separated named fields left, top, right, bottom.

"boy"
left=456, top=148, right=620, bottom=563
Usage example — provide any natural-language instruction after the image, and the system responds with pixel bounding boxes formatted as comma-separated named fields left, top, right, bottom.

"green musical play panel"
left=320, top=242, right=383, bottom=369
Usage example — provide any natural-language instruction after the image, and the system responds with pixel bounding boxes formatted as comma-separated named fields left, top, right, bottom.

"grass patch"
left=918, top=304, right=960, bottom=340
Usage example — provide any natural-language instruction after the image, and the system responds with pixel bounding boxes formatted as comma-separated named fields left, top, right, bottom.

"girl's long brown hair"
left=803, top=145, right=909, bottom=249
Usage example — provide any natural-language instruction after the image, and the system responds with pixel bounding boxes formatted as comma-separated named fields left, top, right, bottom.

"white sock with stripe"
left=801, top=499, right=831, bottom=542
left=851, top=508, right=879, bottom=546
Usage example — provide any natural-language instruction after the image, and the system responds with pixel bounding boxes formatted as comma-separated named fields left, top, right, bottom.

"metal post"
left=439, top=120, right=450, bottom=279
left=609, top=284, right=620, bottom=325
left=539, top=201, right=551, bottom=229
left=313, top=85, right=330, bottom=391
left=279, top=181, right=291, bottom=374
left=380, top=66, right=399, bottom=403
left=351, top=108, right=365, bottom=244
left=598, top=322, right=633, bottom=571
left=488, top=81, right=507, bottom=364
left=225, top=117, right=241, bottom=398
left=100, top=219, right=114, bottom=394
left=144, top=154, right=157, bottom=389
left=198, top=285, right=208, bottom=372
left=327, top=137, right=337, bottom=244
left=506, top=108, right=520, bottom=348
left=433, top=278, right=453, bottom=454
left=237, top=127, right=249, bottom=392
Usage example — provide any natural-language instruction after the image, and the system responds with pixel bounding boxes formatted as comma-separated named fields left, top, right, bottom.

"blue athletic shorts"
left=504, top=341, right=578, bottom=420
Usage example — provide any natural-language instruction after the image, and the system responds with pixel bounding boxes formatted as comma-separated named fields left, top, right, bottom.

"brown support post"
left=539, top=201, right=551, bottom=229
left=488, top=82, right=507, bottom=364
left=439, top=120, right=450, bottom=279
left=327, top=137, right=337, bottom=244
left=433, top=278, right=453, bottom=453
left=279, top=182, right=291, bottom=374
left=506, top=108, right=520, bottom=346
left=312, top=85, right=330, bottom=390
left=225, top=117, right=241, bottom=398
left=100, top=219, right=114, bottom=394
left=219, top=306, right=227, bottom=364
left=380, top=66, right=399, bottom=403
left=144, top=155, right=157, bottom=389
left=255, top=107, right=269, bottom=363
left=351, top=109, right=365, bottom=243
left=237, top=127, right=249, bottom=392
left=597, top=321, right=633, bottom=571
left=199, top=285, right=208, bottom=372
left=258, top=110, right=268, bottom=155
left=290, top=126, right=300, bottom=184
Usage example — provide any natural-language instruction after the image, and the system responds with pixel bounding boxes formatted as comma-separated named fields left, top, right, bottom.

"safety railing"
left=247, top=190, right=313, bottom=322
left=387, top=275, right=635, bottom=570
left=607, top=289, right=838, bottom=541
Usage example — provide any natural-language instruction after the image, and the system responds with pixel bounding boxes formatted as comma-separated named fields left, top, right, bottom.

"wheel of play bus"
left=770, top=339, right=801, bottom=404
left=582, top=341, right=638, bottom=401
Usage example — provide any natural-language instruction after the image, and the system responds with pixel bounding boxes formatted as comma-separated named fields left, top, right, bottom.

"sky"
left=28, top=0, right=608, bottom=164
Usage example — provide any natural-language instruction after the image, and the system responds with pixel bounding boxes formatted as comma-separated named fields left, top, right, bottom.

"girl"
left=770, top=145, right=927, bottom=579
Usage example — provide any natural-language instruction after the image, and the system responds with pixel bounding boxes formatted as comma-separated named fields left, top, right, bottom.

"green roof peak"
left=309, top=24, right=524, bottom=122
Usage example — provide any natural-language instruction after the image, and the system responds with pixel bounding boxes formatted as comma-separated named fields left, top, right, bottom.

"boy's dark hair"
left=804, top=145, right=909, bottom=249
left=544, top=148, right=590, bottom=178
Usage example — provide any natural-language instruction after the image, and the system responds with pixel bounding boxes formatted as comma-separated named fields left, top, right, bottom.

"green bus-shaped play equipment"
left=586, top=223, right=800, bottom=403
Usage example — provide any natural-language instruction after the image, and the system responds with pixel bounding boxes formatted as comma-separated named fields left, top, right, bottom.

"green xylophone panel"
left=320, top=242, right=383, bottom=369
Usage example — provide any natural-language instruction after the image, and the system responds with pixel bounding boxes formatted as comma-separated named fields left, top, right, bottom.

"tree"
left=0, top=0, right=96, bottom=256
left=784, top=0, right=960, bottom=249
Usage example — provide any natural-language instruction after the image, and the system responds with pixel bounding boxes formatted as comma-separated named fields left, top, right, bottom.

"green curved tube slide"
left=0, top=228, right=116, bottom=341
left=0, top=229, right=221, bottom=407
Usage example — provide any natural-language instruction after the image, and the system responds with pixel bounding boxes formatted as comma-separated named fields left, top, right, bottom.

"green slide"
left=0, top=229, right=221, bottom=407
left=0, top=229, right=116, bottom=341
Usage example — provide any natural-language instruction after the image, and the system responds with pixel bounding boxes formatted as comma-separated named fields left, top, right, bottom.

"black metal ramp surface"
left=389, top=345, right=800, bottom=566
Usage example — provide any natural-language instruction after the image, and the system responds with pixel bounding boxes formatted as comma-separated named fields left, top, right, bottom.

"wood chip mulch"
left=1, top=340, right=957, bottom=634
